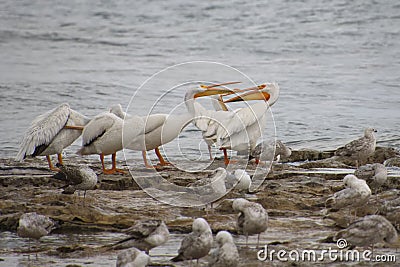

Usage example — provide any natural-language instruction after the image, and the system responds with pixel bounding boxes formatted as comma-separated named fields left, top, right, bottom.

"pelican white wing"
left=16, top=103, right=71, bottom=161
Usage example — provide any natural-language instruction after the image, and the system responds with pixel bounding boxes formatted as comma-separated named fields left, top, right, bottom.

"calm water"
left=1, top=0, right=399, bottom=161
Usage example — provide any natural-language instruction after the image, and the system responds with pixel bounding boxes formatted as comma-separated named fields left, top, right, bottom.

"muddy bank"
left=0, top=148, right=400, bottom=266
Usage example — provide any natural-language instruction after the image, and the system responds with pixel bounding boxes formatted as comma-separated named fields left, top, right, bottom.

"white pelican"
left=194, top=82, right=268, bottom=162
left=16, top=103, right=90, bottom=171
left=76, top=112, right=144, bottom=174
left=200, top=83, right=279, bottom=165
left=110, top=87, right=235, bottom=168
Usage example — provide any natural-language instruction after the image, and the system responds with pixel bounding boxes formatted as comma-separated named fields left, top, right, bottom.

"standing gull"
left=108, top=220, right=169, bottom=254
left=171, top=218, right=213, bottom=266
left=335, top=128, right=377, bottom=167
left=17, top=212, right=56, bottom=255
left=116, top=247, right=150, bottom=267
left=354, top=163, right=387, bottom=192
left=232, top=198, right=268, bottom=247
left=52, top=163, right=98, bottom=202
left=208, top=231, right=239, bottom=267
left=16, top=103, right=90, bottom=171
left=325, top=174, right=371, bottom=215
left=250, top=140, right=292, bottom=164
left=334, top=215, right=398, bottom=249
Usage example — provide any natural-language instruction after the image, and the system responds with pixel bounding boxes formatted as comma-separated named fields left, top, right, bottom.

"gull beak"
left=194, top=88, right=235, bottom=98
left=224, top=89, right=270, bottom=103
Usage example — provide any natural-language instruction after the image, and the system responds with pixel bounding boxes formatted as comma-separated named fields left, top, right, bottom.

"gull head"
left=364, top=127, right=377, bottom=137
left=232, top=198, right=249, bottom=211
left=216, top=231, right=234, bottom=245
left=192, top=218, right=211, bottom=233
left=343, top=174, right=358, bottom=187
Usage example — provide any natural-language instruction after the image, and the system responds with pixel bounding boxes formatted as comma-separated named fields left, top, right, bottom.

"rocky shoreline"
left=0, top=146, right=399, bottom=266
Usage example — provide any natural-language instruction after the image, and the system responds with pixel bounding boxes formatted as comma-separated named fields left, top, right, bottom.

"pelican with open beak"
left=197, top=83, right=279, bottom=165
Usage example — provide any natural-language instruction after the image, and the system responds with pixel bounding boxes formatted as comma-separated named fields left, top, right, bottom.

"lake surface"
left=1, top=0, right=399, bottom=162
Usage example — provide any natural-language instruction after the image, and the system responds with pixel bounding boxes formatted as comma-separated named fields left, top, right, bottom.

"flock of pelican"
left=16, top=82, right=279, bottom=173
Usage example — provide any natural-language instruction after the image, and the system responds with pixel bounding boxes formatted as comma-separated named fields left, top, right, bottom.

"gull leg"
left=46, top=155, right=60, bottom=171
left=155, top=147, right=172, bottom=166
left=83, top=190, right=87, bottom=206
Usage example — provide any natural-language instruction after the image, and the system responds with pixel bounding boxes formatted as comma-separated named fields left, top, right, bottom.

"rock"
left=285, top=149, right=334, bottom=162
left=384, top=157, right=400, bottom=167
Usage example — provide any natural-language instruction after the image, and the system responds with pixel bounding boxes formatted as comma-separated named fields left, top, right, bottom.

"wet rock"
left=285, top=149, right=334, bottom=162
left=1, top=154, right=400, bottom=266
left=384, top=157, right=400, bottom=167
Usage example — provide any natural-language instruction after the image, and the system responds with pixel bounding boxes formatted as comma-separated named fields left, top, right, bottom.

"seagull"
left=17, top=212, right=56, bottom=241
left=52, top=163, right=98, bottom=202
left=225, top=169, right=251, bottom=193
left=16, top=103, right=90, bottom=171
left=232, top=198, right=268, bottom=247
left=208, top=231, right=239, bottom=267
left=116, top=247, right=151, bottom=267
left=325, top=174, right=371, bottom=217
left=108, top=220, right=169, bottom=254
left=335, top=128, right=377, bottom=167
left=354, top=163, right=387, bottom=192
left=334, top=215, right=398, bottom=250
left=250, top=140, right=292, bottom=164
left=171, top=218, right=213, bottom=266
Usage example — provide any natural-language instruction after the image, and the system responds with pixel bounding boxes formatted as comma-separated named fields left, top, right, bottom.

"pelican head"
left=224, top=82, right=280, bottom=105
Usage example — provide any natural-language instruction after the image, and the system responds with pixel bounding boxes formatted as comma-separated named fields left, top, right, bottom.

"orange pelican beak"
left=224, top=84, right=270, bottom=103
left=200, top=81, right=241, bottom=89
left=193, top=88, right=236, bottom=98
